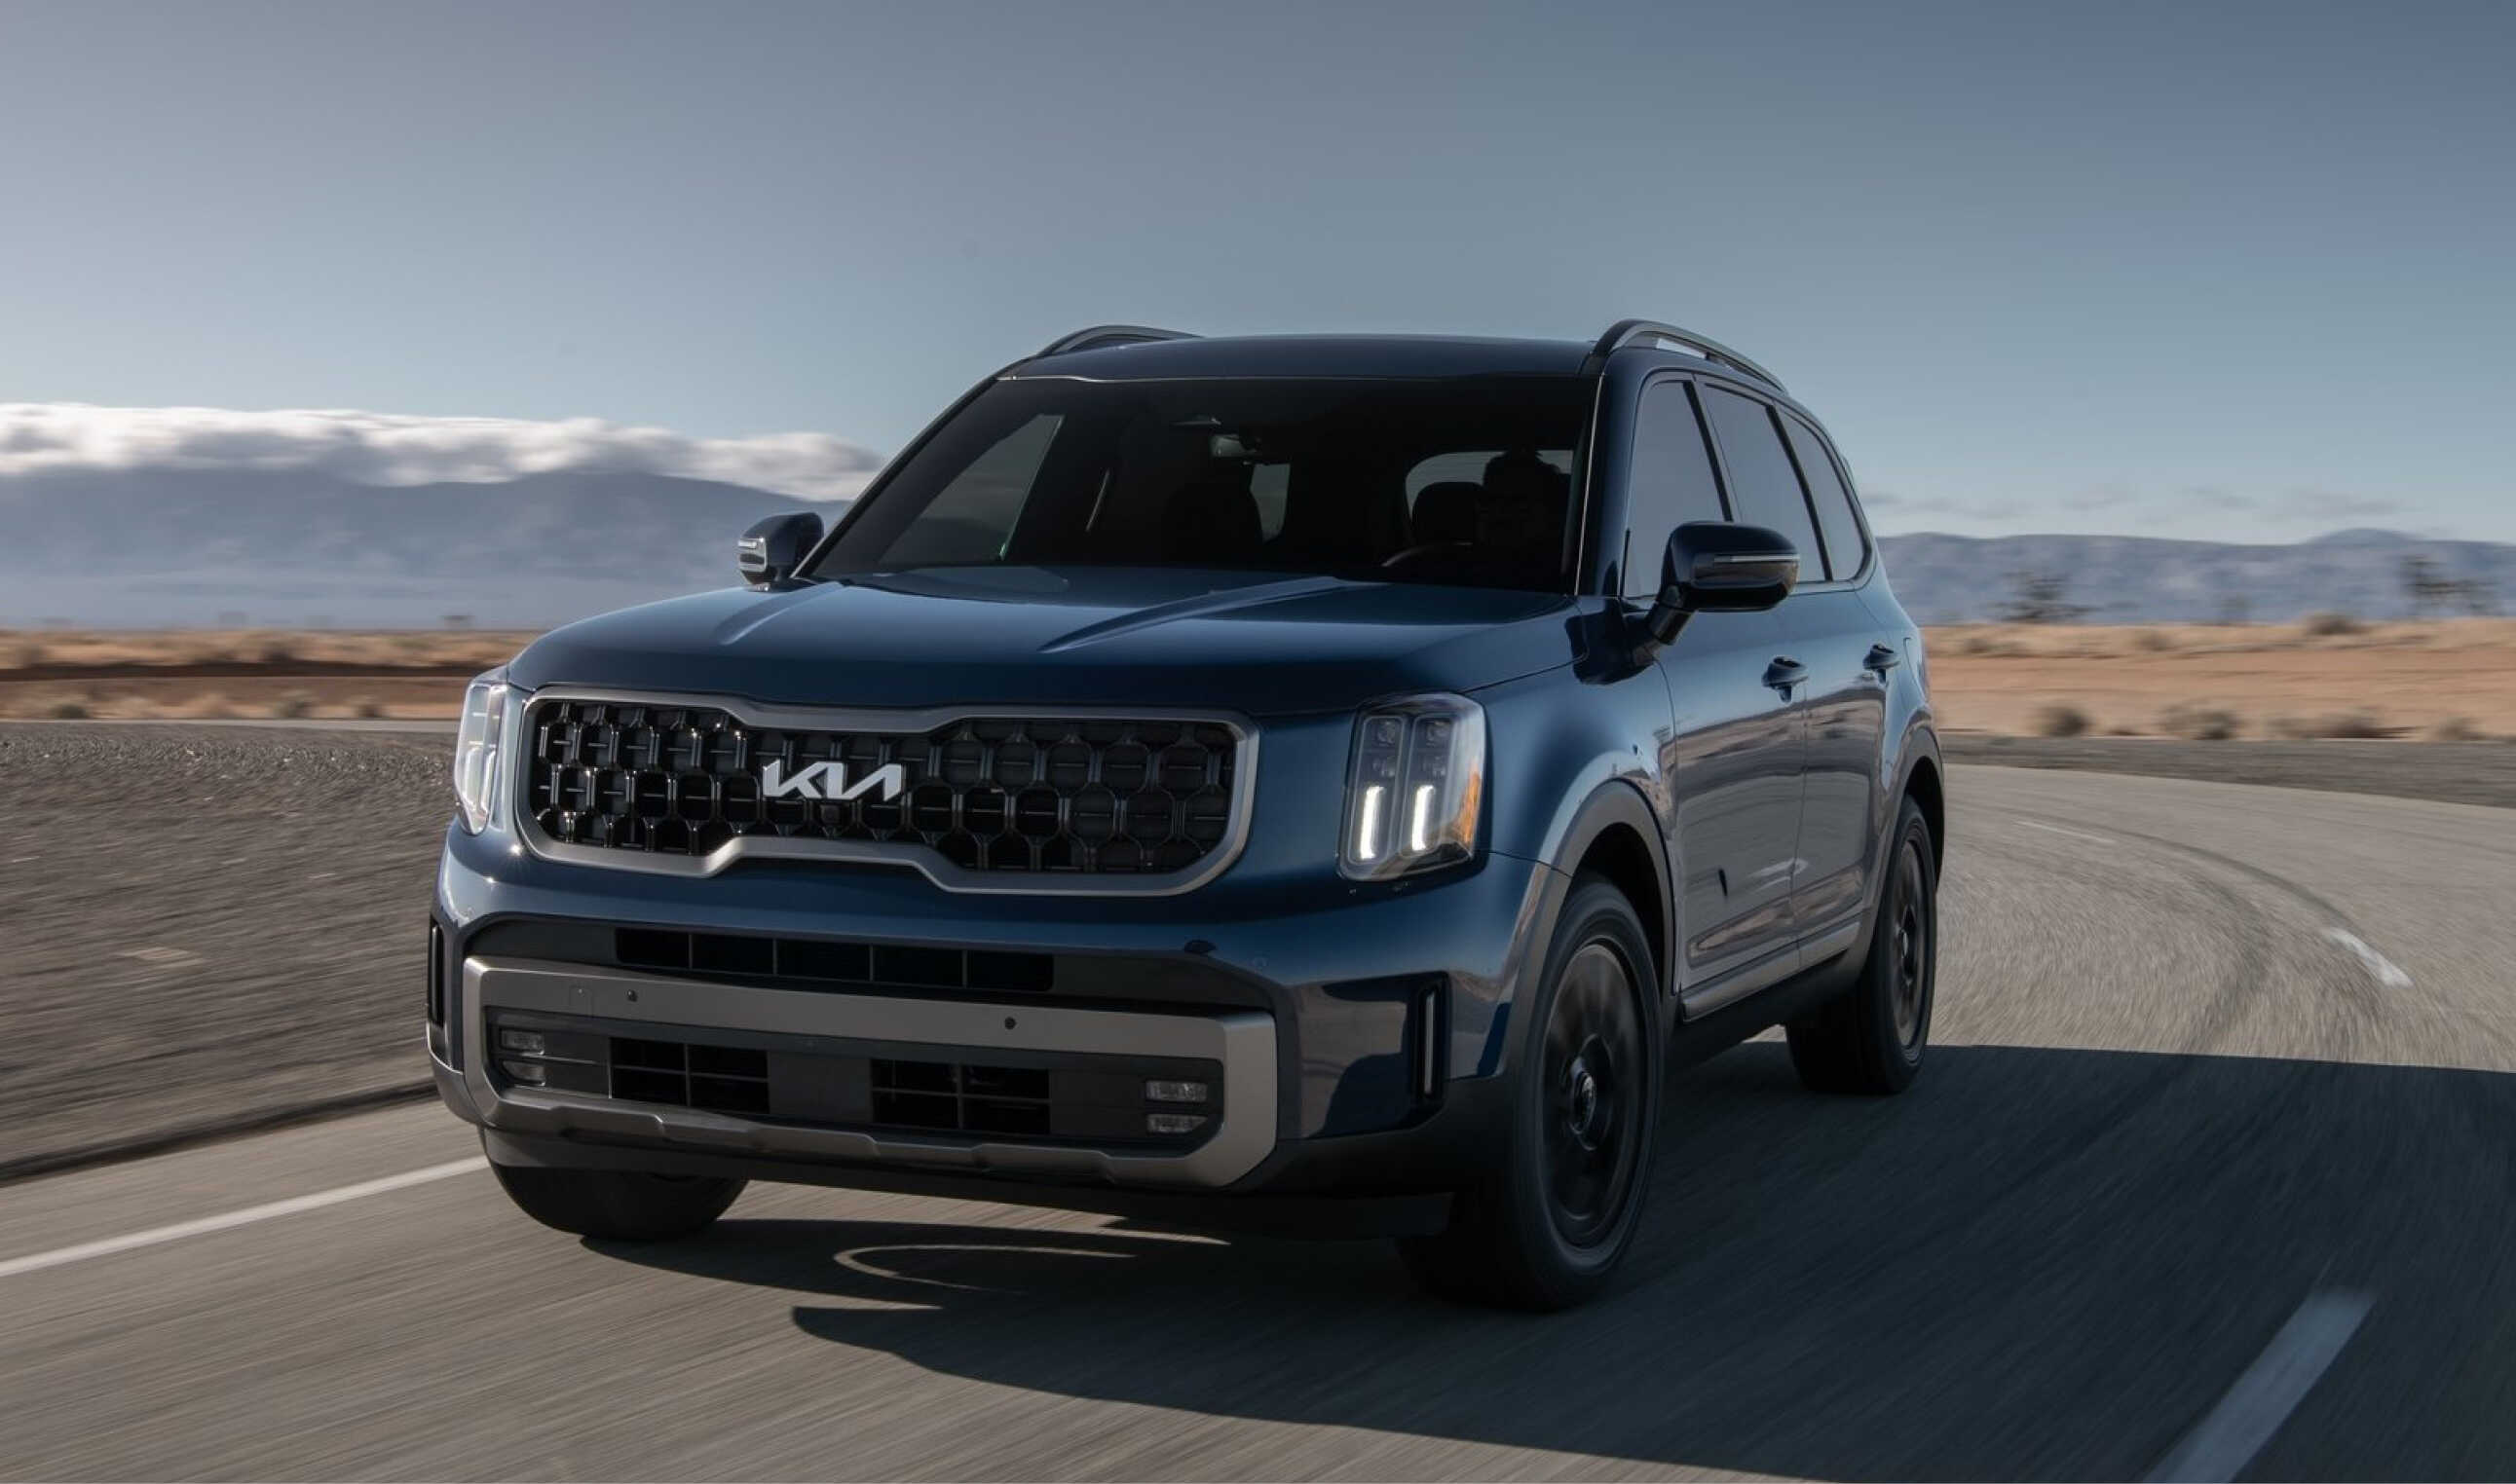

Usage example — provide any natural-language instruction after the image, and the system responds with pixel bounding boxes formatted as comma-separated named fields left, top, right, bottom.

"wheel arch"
left=1896, top=742, right=1945, bottom=870
left=1545, top=779, right=1674, bottom=999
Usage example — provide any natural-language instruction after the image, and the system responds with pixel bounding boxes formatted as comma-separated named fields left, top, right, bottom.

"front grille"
left=522, top=697, right=1242, bottom=877
left=611, top=1037, right=770, bottom=1114
left=616, top=928, right=1054, bottom=993
left=872, top=1059, right=1052, bottom=1135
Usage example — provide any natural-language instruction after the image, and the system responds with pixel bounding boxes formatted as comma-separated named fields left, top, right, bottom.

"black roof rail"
left=1588, top=318, right=1784, bottom=392
left=1035, top=324, right=1201, bottom=357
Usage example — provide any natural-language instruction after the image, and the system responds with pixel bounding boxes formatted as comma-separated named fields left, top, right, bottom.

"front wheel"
left=1787, top=797, right=1937, bottom=1094
left=1400, top=876, right=1662, bottom=1311
left=487, top=1143, right=745, bottom=1241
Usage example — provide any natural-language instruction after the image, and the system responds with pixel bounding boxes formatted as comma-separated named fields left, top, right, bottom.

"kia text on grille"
left=759, top=759, right=908, bottom=802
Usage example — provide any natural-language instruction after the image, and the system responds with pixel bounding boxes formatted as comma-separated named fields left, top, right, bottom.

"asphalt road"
left=3, top=765, right=2512, bottom=1481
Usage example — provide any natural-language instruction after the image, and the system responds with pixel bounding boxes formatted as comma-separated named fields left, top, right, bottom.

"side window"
left=1623, top=379, right=1727, bottom=598
left=873, top=413, right=1062, bottom=568
left=1701, top=389, right=1821, bottom=581
left=1250, top=462, right=1290, bottom=540
left=1784, top=415, right=1865, bottom=580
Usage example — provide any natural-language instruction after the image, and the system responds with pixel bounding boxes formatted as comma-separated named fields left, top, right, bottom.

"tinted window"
left=1702, top=388, right=1821, bottom=580
left=1784, top=415, right=1865, bottom=580
left=1250, top=462, right=1290, bottom=540
left=874, top=414, right=1061, bottom=568
left=810, top=376, right=1589, bottom=592
left=1623, top=379, right=1728, bottom=597
left=1406, top=448, right=1574, bottom=505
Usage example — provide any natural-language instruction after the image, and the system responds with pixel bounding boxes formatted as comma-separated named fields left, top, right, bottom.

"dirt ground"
left=0, top=628, right=531, bottom=720
left=12, top=619, right=2515, bottom=739
left=1924, top=617, right=2516, bottom=740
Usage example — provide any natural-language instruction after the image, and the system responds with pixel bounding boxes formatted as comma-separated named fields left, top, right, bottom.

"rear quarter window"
left=1783, top=414, right=1867, bottom=581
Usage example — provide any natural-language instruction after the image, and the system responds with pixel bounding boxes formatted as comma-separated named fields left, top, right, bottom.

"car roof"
left=1010, top=334, right=1596, bottom=381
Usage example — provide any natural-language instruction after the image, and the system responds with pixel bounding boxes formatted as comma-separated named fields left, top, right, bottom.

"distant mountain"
left=0, top=468, right=822, bottom=627
left=1, top=465, right=2506, bottom=628
left=1875, top=530, right=2516, bottom=625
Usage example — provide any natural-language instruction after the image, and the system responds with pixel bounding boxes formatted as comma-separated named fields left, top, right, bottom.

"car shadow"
left=594, top=1042, right=2516, bottom=1479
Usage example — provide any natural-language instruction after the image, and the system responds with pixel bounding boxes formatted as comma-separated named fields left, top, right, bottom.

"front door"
left=1657, top=609, right=1810, bottom=991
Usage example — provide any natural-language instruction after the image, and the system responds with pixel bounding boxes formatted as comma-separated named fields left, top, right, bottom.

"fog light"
left=1145, top=1112, right=1206, bottom=1135
left=500, top=1058, right=547, bottom=1086
left=498, top=1029, right=546, bottom=1056
left=1144, top=1079, right=1209, bottom=1104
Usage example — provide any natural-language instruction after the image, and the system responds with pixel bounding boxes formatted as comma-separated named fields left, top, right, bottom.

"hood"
left=507, top=566, right=1580, bottom=714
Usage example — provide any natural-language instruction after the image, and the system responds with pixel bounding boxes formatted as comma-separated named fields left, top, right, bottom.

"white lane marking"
left=2015, top=818, right=2116, bottom=846
left=2145, top=1289, right=2373, bottom=1482
left=2322, top=929, right=2413, bottom=988
left=0, top=1157, right=487, bottom=1280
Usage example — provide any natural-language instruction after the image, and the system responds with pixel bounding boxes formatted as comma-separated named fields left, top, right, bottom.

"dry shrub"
left=255, top=635, right=299, bottom=667
left=47, top=697, right=90, bottom=720
left=2159, top=703, right=2242, bottom=741
left=272, top=689, right=317, bottom=720
left=354, top=695, right=388, bottom=720
left=1948, top=630, right=2023, bottom=657
left=2130, top=628, right=2175, bottom=652
left=7, top=640, right=48, bottom=671
left=2427, top=716, right=2484, bottom=742
left=2301, top=611, right=2366, bottom=638
left=2269, top=710, right=2392, bottom=740
left=2031, top=703, right=2091, bottom=738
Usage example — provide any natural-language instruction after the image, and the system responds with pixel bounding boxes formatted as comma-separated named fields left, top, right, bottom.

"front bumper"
left=432, top=818, right=1566, bottom=1206
left=440, top=954, right=1277, bottom=1188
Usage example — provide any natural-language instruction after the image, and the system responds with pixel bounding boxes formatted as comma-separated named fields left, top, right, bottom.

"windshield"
left=807, top=376, right=1590, bottom=591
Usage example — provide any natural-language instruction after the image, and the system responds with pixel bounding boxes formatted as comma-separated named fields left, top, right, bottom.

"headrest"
left=1482, top=450, right=1558, bottom=503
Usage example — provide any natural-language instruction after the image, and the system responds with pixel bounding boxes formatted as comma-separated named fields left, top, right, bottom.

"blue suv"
left=430, top=319, right=1944, bottom=1309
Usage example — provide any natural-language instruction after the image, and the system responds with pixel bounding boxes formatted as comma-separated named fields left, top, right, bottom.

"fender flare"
left=1538, top=776, right=1676, bottom=1000
left=1889, top=723, right=1945, bottom=865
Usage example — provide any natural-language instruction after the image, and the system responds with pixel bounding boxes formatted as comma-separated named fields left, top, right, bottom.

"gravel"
left=3, top=721, right=2505, bottom=1184
left=0, top=723, right=452, bottom=1179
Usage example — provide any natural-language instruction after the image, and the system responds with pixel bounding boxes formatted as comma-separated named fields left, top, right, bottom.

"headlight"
left=1339, top=694, right=1484, bottom=879
left=453, top=669, right=510, bottom=835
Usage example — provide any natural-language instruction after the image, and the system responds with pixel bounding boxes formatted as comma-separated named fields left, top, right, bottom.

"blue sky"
left=2, top=0, right=2510, bottom=539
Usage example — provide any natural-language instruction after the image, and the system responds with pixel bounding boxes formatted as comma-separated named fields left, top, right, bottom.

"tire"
left=487, top=1144, right=745, bottom=1241
left=1786, top=796, right=1937, bottom=1095
left=1400, top=876, right=1662, bottom=1311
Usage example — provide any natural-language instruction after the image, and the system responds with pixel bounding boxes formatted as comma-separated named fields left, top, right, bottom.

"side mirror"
left=736, top=511, right=823, bottom=587
left=1635, top=521, right=1799, bottom=656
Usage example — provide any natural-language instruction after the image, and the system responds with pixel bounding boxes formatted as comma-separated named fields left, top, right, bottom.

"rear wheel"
left=1400, top=877, right=1661, bottom=1311
left=487, top=1144, right=744, bottom=1241
left=1787, top=796, right=1936, bottom=1094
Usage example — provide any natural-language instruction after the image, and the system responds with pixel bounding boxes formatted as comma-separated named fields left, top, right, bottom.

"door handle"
left=1864, top=643, right=1901, bottom=676
left=1763, top=656, right=1809, bottom=692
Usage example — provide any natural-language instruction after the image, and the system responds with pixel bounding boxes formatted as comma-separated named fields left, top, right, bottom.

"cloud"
left=0, top=403, right=884, bottom=501
left=2277, top=488, right=2404, bottom=523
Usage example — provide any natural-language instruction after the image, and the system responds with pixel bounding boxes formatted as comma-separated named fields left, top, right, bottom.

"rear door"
left=1629, top=376, right=1807, bottom=1000
left=1776, top=412, right=1893, bottom=953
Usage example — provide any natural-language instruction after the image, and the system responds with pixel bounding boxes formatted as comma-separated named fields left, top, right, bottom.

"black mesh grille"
left=523, top=699, right=1241, bottom=874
